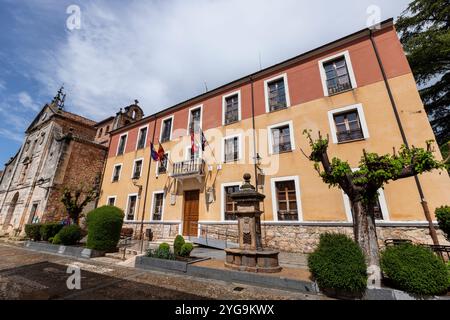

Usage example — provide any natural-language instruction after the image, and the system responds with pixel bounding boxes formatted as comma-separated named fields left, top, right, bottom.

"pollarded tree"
left=61, top=185, right=99, bottom=225
left=302, top=130, right=446, bottom=286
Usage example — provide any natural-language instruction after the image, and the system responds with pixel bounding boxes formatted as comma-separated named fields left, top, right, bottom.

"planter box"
left=135, top=255, right=210, bottom=273
left=24, top=241, right=106, bottom=259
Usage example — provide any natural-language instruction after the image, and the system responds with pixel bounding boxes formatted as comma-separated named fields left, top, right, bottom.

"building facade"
left=0, top=92, right=143, bottom=236
left=98, top=19, right=450, bottom=253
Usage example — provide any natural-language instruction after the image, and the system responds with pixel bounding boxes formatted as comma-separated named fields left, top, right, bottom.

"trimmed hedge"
left=173, top=235, right=185, bottom=256
left=180, top=243, right=194, bottom=257
left=436, top=206, right=450, bottom=241
left=25, top=224, right=42, bottom=241
left=381, top=244, right=449, bottom=296
left=86, top=206, right=124, bottom=251
left=53, top=225, right=82, bottom=246
left=146, top=243, right=175, bottom=260
left=159, top=243, right=170, bottom=252
left=308, top=233, right=368, bottom=296
left=40, top=223, right=63, bottom=242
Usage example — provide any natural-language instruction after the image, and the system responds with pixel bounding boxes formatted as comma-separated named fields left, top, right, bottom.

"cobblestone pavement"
left=0, top=243, right=329, bottom=300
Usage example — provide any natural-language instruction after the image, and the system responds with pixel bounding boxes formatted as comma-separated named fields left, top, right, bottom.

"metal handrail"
left=172, top=158, right=205, bottom=177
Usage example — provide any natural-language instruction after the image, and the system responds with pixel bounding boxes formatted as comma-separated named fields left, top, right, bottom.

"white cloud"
left=17, top=91, right=39, bottom=111
left=30, top=0, right=410, bottom=121
left=0, top=128, right=23, bottom=143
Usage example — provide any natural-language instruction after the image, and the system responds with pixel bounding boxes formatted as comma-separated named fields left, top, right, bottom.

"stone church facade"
left=0, top=90, right=143, bottom=236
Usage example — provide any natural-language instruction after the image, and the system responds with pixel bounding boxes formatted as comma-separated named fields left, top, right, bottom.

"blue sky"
left=0, top=0, right=411, bottom=166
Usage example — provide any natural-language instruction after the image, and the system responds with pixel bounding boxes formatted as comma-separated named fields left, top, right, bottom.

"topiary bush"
left=381, top=244, right=449, bottom=296
left=435, top=206, right=450, bottom=241
left=40, top=223, right=63, bottom=242
left=159, top=242, right=170, bottom=252
left=308, top=233, right=368, bottom=296
left=180, top=243, right=194, bottom=257
left=25, top=224, right=42, bottom=241
left=86, top=206, right=124, bottom=252
left=173, top=235, right=185, bottom=256
left=54, top=225, right=82, bottom=246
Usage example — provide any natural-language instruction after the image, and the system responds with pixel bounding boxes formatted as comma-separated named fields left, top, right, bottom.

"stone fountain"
left=224, top=173, right=282, bottom=273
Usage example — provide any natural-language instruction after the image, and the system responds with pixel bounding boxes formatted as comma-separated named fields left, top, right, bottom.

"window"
left=268, top=121, right=295, bottom=154
left=319, top=51, right=357, bottom=97
left=187, top=146, right=200, bottom=160
left=117, top=134, right=127, bottom=155
left=136, top=127, right=148, bottom=150
left=112, top=164, right=122, bottom=182
left=106, top=125, right=110, bottom=133
left=223, top=135, right=240, bottom=162
left=28, top=202, right=39, bottom=224
left=157, top=153, right=169, bottom=175
left=107, top=197, right=116, bottom=206
left=126, top=195, right=138, bottom=221
left=224, top=185, right=239, bottom=220
left=152, top=192, right=164, bottom=221
left=343, top=187, right=389, bottom=222
left=327, top=104, right=369, bottom=144
left=160, top=117, right=173, bottom=143
left=188, top=106, right=202, bottom=134
left=275, top=180, right=299, bottom=221
left=223, top=91, right=240, bottom=125
left=132, top=159, right=143, bottom=179
left=98, top=128, right=103, bottom=138
left=333, top=111, right=363, bottom=143
left=264, top=74, right=290, bottom=113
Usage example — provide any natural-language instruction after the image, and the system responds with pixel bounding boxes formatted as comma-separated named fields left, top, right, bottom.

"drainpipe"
left=369, top=29, right=440, bottom=246
left=139, top=115, right=158, bottom=252
left=250, top=76, right=259, bottom=188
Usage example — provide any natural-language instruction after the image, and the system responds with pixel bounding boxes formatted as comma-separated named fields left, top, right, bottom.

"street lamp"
left=132, top=178, right=146, bottom=253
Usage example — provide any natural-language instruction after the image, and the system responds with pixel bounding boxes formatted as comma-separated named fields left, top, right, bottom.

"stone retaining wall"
left=122, top=223, right=180, bottom=240
left=199, top=223, right=450, bottom=254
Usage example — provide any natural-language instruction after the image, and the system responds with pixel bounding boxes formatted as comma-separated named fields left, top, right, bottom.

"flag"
left=201, top=130, right=208, bottom=152
left=150, top=143, right=159, bottom=161
left=157, top=144, right=166, bottom=161
left=190, top=131, right=197, bottom=158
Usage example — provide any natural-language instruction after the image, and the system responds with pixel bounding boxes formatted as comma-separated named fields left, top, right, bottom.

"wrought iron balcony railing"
left=171, top=158, right=205, bottom=178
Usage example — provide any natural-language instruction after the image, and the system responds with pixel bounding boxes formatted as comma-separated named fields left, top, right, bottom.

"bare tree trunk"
left=352, top=199, right=381, bottom=288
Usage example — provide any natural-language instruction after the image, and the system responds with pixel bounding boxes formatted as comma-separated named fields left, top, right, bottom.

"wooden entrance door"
left=183, top=190, right=200, bottom=237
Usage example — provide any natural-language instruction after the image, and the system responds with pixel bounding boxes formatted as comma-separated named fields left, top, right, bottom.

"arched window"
left=98, top=128, right=103, bottom=137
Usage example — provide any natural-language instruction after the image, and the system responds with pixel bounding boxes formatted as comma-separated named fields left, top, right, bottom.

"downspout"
left=369, top=29, right=440, bottom=246
left=139, top=115, right=158, bottom=251
left=250, top=76, right=259, bottom=187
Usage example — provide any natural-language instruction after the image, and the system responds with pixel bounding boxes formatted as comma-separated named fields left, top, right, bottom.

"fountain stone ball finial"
left=241, top=173, right=255, bottom=191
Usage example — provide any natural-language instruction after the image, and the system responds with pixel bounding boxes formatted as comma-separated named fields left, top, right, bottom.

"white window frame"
left=131, top=158, right=144, bottom=179
left=116, top=133, right=128, bottom=156
left=222, top=90, right=242, bottom=126
left=186, top=105, right=203, bottom=134
left=135, top=125, right=149, bottom=151
left=270, top=176, right=303, bottom=222
left=159, top=115, right=174, bottom=142
left=106, top=196, right=117, bottom=206
left=150, top=191, right=166, bottom=221
left=222, top=133, right=243, bottom=163
left=221, top=182, right=243, bottom=222
left=155, top=151, right=171, bottom=176
left=342, top=189, right=390, bottom=222
left=267, top=120, right=296, bottom=155
left=125, top=193, right=139, bottom=222
left=264, top=73, right=291, bottom=113
left=185, top=145, right=202, bottom=161
left=318, top=50, right=357, bottom=97
left=327, top=103, right=370, bottom=144
left=111, top=163, right=123, bottom=182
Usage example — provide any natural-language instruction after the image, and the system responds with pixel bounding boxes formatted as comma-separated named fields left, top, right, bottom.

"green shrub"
left=381, top=244, right=449, bottom=296
left=173, top=235, right=185, bottom=256
left=40, top=223, right=63, bottom=242
left=55, top=225, right=82, bottom=246
left=25, top=224, right=42, bottom=241
left=146, top=243, right=175, bottom=260
left=86, top=206, right=124, bottom=251
left=180, top=243, right=194, bottom=257
left=48, top=237, right=54, bottom=243
left=436, top=206, right=450, bottom=241
left=308, top=233, right=367, bottom=295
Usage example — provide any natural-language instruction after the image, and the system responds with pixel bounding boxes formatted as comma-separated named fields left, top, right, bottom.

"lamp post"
left=132, top=178, right=144, bottom=253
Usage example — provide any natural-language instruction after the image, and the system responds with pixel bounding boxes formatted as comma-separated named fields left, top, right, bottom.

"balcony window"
left=160, top=117, right=173, bottom=143
left=223, top=93, right=239, bottom=125
left=117, top=134, right=127, bottom=155
left=188, top=107, right=202, bottom=134
left=275, top=180, right=299, bottom=221
left=126, top=195, right=137, bottom=221
left=136, top=127, right=147, bottom=150
left=157, top=153, right=169, bottom=175
left=152, top=192, right=164, bottom=221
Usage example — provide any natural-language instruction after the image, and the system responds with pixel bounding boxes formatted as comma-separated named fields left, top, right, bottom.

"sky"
left=0, top=0, right=412, bottom=166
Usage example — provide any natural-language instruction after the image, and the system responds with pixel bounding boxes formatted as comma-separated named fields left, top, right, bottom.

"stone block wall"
left=122, top=222, right=180, bottom=241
